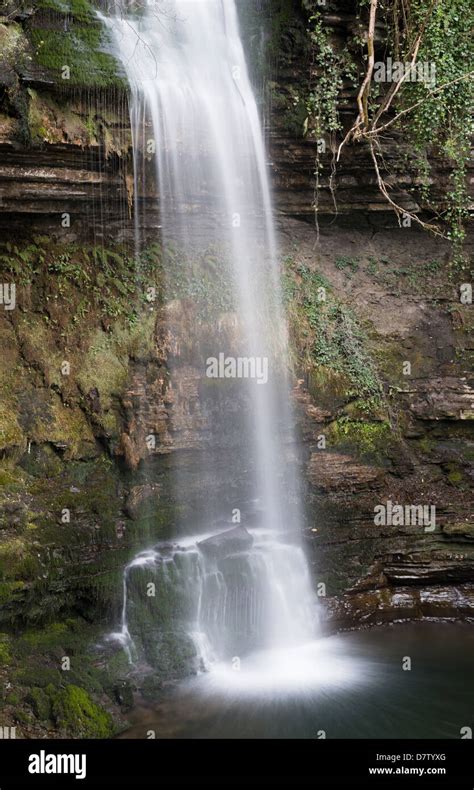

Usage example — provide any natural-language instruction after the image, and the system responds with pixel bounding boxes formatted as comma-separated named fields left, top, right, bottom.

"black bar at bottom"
left=0, top=739, right=472, bottom=788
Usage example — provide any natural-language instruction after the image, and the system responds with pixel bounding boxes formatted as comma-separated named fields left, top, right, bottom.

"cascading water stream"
left=105, top=0, right=318, bottom=678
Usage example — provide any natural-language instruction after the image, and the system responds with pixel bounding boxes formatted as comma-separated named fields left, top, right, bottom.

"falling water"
left=105, top=0, right=318, bottom=677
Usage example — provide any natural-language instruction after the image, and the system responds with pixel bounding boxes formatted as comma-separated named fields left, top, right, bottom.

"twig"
left=368, top=137, right=447, bottom=237
left=368, top=72, right=474, bottom=136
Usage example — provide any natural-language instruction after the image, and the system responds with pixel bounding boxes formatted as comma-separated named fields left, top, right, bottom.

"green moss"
left=110, top=653, right=133, bottom=681
left=76, top=330, right=130, bottom=434
left=14, top=709, right=35, bottom=726
left=445, top=463, right=465, bottom=487
left=0, top=404, right=24, bottom=451
left=0, top=633, right=11, bottom=665
left=0, top=581, right=26, bottom=606
left=30, top=15, right=125, bottom=89
left=443, top=521, right=474, bottom=539
left=308, top=366, right=352, bottom=410
left=327, top=417, right=392, bottom=462
left=0, top=538, right=40, bottom=582
left=0, top=466, right=19, bottom=487
left=22, top=622, right=68, bottom=650
left=0, top=238, right=164, bottom=443
left=418, top=436, right=435, bottom=455
left=51, top=684, right=114, bottom=738
left=14, top=667, right=62, bottom=688
left=341, top=397, right=387, bottom=421
left=35, top=0, right=95, bottom=23
left=28, top=89, right=100, bottom=146
left=19, top=445, right=65, bottom=479
left=67, top=665, right=103, bottom=696
left=8, top=385, right=97, bottom=459
left=27, top=686, right=52, bottom=720
left=139, top=628, right=197, bottom=679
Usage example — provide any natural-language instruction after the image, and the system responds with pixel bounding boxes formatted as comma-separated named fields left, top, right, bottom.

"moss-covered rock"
left=0, top=538, right=41, bottom=586
left=27, top=686, right=52, bottom=720
left=0, top=237, right=172, bottom=624
left=140, top=628, right=197, bottom=679
left=442, top=521, right=474, bottom=540
left=1, top=614, right=133, bottom=736
left=50, top=684, right=114, bottom=738
left=29, top=2, right=125, bottom=89
left=327, top=417, right=392, bottom=464
left=14, top=667, right=62, bottom=689
left=444, top=462, right=466, bottom=487
left=28, top=88, right=97, bottom=145
left=308, top=366, right=352, bottom=412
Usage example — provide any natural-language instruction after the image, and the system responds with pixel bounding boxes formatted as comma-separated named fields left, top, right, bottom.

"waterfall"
left=104, top=0, right=318, bottom=676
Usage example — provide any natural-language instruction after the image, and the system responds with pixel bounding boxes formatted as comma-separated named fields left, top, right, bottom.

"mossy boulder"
left=140, top=628, right=197, bottom=679
left=50, top=684, right=114, bottom=738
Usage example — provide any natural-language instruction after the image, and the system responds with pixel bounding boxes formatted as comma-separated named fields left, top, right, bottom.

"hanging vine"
left=303, top=6, right=358, bottom=237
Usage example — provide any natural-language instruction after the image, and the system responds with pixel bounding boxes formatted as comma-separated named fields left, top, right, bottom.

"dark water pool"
left=119, top=622, right=474, bottom=739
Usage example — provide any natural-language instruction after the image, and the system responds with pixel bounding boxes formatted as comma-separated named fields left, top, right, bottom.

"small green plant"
left=335, top=256, right=360, bottom=275
left=0, top=243, right=45, bottom=285
left=283, top=256, right=383, bottom=402
left=366, top=257, right=378, bottom=275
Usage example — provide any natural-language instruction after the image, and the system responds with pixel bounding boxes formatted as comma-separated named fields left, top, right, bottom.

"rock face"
left=321, top=584, right=474, bottom=630
left=0, top=0, right=471, bottom=645
left=404, top=378, right=474, bottom=421
left=0, top=2, right=130, bottom=238
left=308, top=451, right=384, bottom=493
left=198, top=527, right=254, bottom=559
left=0, top=1, right=470, bottom=236
left=125, top=484, right=161, bottom=521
